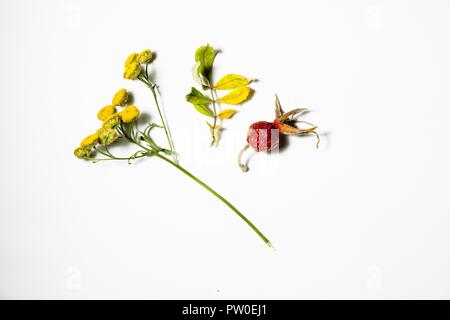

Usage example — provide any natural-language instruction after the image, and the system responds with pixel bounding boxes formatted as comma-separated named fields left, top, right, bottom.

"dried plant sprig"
left=74, top=49, right=272, bottom=248
left=186, top=44, right=255, bottom=146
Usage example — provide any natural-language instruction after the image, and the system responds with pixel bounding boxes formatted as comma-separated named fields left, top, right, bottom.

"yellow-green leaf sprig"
left=185, top=45, right=255, bottom=146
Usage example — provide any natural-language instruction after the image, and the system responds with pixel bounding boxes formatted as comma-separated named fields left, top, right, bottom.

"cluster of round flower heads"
left=123, top=49, right=153, bottom=80
left=74, top=88, right=141, bottom=159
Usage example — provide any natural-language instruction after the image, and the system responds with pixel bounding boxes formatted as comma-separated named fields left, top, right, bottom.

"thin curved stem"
left=139, top=78, right=177, bottom=163
left=117, top=124, right=154, bottom=152
left=155, top=152, right=272, bottom=247
left=92, top=147, right=149, bottom=161
left=238, top=144, right=250, bottom=172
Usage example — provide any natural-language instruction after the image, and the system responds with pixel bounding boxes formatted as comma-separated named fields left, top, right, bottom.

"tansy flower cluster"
left=74, top=88, right=140, bottom=159
left=123, top=49, right=153, bottom=80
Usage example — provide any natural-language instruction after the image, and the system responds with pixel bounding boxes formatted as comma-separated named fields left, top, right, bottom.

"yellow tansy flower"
left=97, top=105, right=116, bottom=121
left=120, top=105, right=140, bottom=123
left=80, top=132, right=99, bottom=148
left=103, top=113, right=121, bottom=128
left=124, top=53, right=138, bottom=67
left=112, top=88, right=128, bottom=106
left=74, top=146, right=91, bottom=159
left=123, top=62, right=141, bottom=80
left=97, top=127, right=118, bottom=146
left=137, top=49, right=153, bottom=64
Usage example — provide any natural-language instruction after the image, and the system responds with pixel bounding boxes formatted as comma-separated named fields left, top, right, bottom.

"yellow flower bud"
left=74, top=146, right=92, bottom=159
left=80, top=132, right=99, bottom=148
left=102, top=113, right=121, bottom=128
left=112, top=88, right=128, bottom=106
left=123, top=62, right=141, bottom=80
left=97, top=127, right=118, bottom=146
left=137, top=49, right=153, bottom=64
left=120, top=105, right=140, bottom=123
left=97, top=105, right=116, bottom=121
left=124, top=53, right=138, bottom=67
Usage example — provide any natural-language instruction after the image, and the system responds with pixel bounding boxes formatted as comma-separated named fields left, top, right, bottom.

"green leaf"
left=217, top=86, right=252, bottom=105
left=185, top=87, right=213, bottom=105
left=195, top=44, right=216, bottom=85
left=214, top=74, right=254, bottom=90
left=193, top=104, right=214, bottom=117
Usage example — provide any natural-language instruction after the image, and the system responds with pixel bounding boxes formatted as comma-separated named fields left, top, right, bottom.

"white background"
left=1, top=0, right=449, bottom=299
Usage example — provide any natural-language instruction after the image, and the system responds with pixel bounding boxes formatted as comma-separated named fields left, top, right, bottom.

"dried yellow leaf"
left=214, top=74, right=254, bottom=90
left=217, top=109, right=237, bottom=119
left=217, top=87, right=252, bottom=105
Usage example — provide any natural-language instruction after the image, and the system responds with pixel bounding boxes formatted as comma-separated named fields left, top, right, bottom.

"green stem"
left=155, top=152, right=272, bottom=247
left=210, top=87, right=217, bottom=126
left=91, top=148, right=149, bottom=161
left=141, top=79, right=177, bottom=163
left=209, top=87, right=219, bottom=145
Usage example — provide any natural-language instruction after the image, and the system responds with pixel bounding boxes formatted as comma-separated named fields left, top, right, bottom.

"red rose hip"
left=247, top=121, right=279, bottom=152
left=238, top=95, right=320, bottom=172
